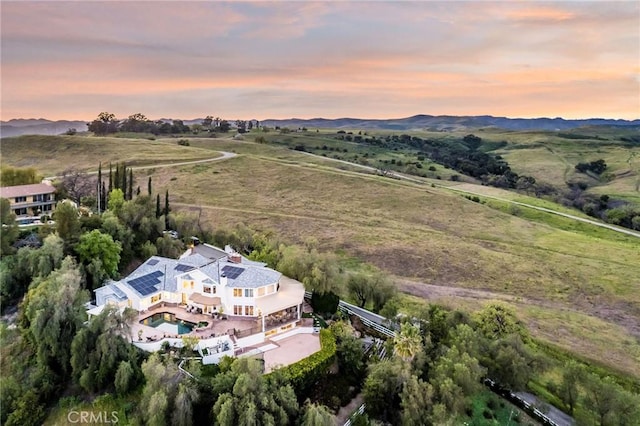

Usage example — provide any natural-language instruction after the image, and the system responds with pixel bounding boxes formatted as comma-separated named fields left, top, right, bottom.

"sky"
left=1, top=1, right=639, bottom=121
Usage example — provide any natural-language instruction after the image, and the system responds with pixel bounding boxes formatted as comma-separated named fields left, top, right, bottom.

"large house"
left=0, top=181, right=56, bottom=221
left=92, top=243, right=306, bottom=344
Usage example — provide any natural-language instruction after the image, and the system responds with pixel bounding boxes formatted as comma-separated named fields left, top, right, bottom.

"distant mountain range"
left=2, top=115, right=639, bottom=137
left=0, top=119, right=88, bottom=138
left=260, top=115, right=640, bottom=132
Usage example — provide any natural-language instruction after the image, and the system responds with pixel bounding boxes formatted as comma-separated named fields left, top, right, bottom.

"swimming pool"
left=140, top=312, right=196, bottom=335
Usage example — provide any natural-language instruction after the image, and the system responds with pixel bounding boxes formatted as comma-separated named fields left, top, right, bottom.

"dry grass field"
left=3, top=133, right=639, bottom=378
left=0, top=135, right=218, bottom=176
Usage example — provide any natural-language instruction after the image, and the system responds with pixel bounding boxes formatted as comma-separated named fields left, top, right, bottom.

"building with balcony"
left=90, top=244, right=307, bottom=360
left=0, top=181, right=56, bottom=219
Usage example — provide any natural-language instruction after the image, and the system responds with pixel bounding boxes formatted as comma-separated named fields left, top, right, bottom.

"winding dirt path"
left=45, top=151, right=237, bottom=180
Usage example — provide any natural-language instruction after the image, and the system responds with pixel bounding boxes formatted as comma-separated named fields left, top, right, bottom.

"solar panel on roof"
left=128, top=271, right=164, bottom=296
left=221, top=265, right=244, bottom=279
left=174, top=264, right=194, bottom=273
left=147, top=259, right=159, bottom=266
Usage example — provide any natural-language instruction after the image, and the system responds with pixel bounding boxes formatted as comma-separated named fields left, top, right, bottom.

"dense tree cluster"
left=0, top=166, right=41, bottom=186
left=575, top=159, right=607, bottom=175
left=86, top=112, right=238, bottom=136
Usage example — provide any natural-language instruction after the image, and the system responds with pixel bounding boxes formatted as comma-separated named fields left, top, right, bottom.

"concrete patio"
left=262, top=331, right=321, bottom=373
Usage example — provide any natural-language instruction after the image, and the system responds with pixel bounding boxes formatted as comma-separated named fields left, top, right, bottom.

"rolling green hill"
left=2, top=132, right=639, bottom=379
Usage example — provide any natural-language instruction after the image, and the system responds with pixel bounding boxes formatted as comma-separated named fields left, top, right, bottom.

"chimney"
left=220, top=274, right=228, bottom=286
left=229, top=253, right=242, bottom=264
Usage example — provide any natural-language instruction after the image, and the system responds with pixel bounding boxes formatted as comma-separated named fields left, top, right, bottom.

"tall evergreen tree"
left=113, top=163, right=120, bottom=190
left=101, top=181, right=107, bottom=210
left=127, top=169, right=133, bottom=200
left=148, top=176, right=152, bottom=196
left=97, top=162, right=102, bottom=213
left=156, top=194, right=161, bottom=219
left=136, top=186, right=141, bottom=196
left=121, top=164, right=127, bottom=198
left=108, top=162, right=113, bottom=194
left=164, top=190, right=170, bottom=229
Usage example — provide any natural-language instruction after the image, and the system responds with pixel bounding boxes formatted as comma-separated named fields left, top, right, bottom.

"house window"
left=151, top=294, right=162, bottom=303
left=203, top=286, right=212, bottom=294
left=245, top=305, right=254, bottom=316
left=15, top=208, right=27, bottom=216
left=268, top=284, right=275, bottom=294
left=14, top=196, right=26, bottom=203
left=257, top=287, right=265, bottom=297
left=233, top=288, right=242, bottom=297
left=43, top=204, right=53, bottom=212
left=244, top=289, right=253, bottom=298
left=183, top=281, right=194, bottom=290
left=234, top=305, right=242, bottom=315
left=33, top=194, right=49, bottom=202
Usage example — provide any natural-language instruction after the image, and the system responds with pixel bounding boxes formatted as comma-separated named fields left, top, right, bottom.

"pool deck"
left=130, top=305, right=260, bottom=342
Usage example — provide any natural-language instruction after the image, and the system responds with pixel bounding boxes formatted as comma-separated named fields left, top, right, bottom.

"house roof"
left=0, top=182, right=56, bottom=199
left=119, top=255, right=213, bottom=297
left=255, top=276, right=305, bottom=314
left=189, top=243, right=228, bottom=261
left=199, top=259, right=281, bottom=289
left=112, top=248, right=280, bottom=299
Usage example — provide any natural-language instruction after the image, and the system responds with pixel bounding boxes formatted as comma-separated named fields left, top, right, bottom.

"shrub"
left=311, top=291, right=339, bottom=314
left=177, top=139, right=190, bottom=146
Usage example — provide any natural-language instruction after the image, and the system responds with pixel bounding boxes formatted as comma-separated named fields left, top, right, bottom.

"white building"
left=92, top=244, right=305, bottom=339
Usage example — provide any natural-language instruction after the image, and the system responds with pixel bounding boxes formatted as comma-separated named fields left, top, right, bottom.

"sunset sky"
left=1, top=1, right=639, bottom=121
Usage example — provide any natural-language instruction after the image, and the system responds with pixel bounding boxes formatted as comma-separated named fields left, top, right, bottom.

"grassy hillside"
left=473, top=127, right=640, bottom=203
left=0, top=134, right=218, bottom=176
left=2, top=133, right=639, bottom=378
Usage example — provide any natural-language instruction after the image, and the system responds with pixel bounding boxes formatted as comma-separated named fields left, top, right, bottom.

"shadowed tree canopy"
left=88, top=112, right=120, bottom=135
left=19, top=257, right=89, bottom=379
left=53, top=200, right=81, bottom=251
left=0, top=198, right=19, bottom=256
left=211, top=357, right=299, bottom=426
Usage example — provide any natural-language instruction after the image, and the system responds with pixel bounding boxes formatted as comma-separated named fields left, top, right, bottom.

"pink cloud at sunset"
left=1, top=1, right=638, bottom=121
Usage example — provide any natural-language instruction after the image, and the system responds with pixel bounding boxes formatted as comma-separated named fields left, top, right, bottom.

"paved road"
left=515, top=392, right=575, bottom=426
left=339, top=300, right=389, bottom=326
left=300, top=151, right=640, bottom=239
left=45, top=151, right=237, bottom=180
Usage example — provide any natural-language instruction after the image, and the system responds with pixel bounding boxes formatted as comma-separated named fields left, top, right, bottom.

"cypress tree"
left=97, top=162, right=102, bottom=213
left=136, top=186, right=140, bottom=196
left=101, top=181, right=107, bottom=209
left=108, top=163, right=113, bottom=194
left=114, top=163, right=120, bottom=190
left=128, top=169, right=133, bottom=200
left=156, top=194, right=161, bottom=218
left=164, top=190, right=170, bottom=229
left=147, top=176, right=152, bottom=196
left=121, top=164, right=127, bottom=198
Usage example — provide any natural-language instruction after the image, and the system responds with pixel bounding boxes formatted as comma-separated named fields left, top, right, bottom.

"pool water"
left=140, top=312, right=195, bottom=335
